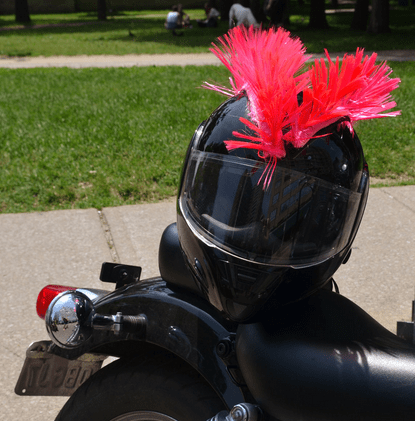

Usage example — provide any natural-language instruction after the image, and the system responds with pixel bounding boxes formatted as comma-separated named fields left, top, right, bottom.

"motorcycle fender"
left=49, top=278, right=245, bottom=408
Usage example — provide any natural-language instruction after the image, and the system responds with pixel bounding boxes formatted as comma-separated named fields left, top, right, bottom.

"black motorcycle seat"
left=236, top=289, right=415, bottom=421
left=158, top=222, right=202, bottom=296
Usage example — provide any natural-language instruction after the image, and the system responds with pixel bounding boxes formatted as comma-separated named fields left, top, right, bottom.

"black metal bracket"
left=99, top=262, right=142, bottom=289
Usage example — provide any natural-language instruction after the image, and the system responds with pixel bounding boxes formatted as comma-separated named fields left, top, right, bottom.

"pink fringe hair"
left=204, top=26, right=400, bottom=186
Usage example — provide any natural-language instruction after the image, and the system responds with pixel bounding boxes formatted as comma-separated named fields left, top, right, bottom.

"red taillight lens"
left=36, top=285, right=76, bottom=319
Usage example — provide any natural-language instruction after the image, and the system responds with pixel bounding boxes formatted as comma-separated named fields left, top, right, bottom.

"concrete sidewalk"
left=1, top=49, right=415, bottom=69
left=2, top=185, right=415, bottom=420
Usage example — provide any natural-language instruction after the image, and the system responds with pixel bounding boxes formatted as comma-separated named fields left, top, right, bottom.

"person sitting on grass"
left=197, top=2, right=220, bottom=27
left=178, top=4, right=192, bottom=28
left=165, top=5, right=184, bottom=36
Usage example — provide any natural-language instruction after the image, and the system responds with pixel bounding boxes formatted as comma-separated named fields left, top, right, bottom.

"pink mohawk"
left=291, top=48, right=401, bottom=147
left=204, top=25, right=311, bottom=161
left=204, top=26, right=400, bottom=186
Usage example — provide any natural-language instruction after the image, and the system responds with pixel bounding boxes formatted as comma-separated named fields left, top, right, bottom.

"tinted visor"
left=180, top=151, right=366, bottom=268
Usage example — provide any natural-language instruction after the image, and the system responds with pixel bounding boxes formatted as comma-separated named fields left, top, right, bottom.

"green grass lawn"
left=0, top=65, right=229, bottom=213
left=0, top=2, right=415, bottom=56
left=356, top=61, right=415, bottom=186
left=0, top=5, right=414, bottom=213
left=0, top=62, right=413, bottom=214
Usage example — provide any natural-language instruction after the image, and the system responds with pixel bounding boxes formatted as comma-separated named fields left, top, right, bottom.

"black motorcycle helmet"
left=177, top=93, right=369, bottom=322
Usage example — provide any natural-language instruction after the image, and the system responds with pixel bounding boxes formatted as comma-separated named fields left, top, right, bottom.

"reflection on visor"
left=180, top=151, right=364, bottom=267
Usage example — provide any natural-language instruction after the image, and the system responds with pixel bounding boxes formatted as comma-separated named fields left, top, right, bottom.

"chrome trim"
left=45, top=290, right=94, bottom=349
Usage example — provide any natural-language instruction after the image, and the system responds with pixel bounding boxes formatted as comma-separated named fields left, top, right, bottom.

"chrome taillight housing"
left=37, top=284, right=141, bottom=349
left=45, top=290, right=95, bottom=349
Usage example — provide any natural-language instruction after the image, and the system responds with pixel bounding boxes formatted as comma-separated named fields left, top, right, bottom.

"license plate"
left=15, top=341, right=106, bottom=396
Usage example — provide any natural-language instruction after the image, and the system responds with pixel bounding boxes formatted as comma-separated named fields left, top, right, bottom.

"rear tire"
left=55, top=351, right=225, bottom=421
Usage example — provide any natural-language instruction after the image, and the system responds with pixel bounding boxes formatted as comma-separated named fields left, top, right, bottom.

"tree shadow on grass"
left=1, top=6, right=415, bottom=54
left=103, top=21, right=229, bottom=49
left=0, top=16, right=229, bottom=50
left=0, top=18, right=135, bottom=33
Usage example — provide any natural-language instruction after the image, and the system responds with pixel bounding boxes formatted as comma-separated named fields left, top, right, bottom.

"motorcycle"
left=13, top=219, right=415, bottom=421
left=15, top=25, right=414, bottom=421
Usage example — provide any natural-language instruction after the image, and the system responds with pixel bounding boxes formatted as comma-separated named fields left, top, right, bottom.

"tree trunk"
left=351, top=0, right=370, bottom=30
left=249, top=0, right=267, bottom=22
left=219, top=0, right=233, bottom=22
left=308, top=0, right=329, bottom=28
left=97, top=0, right=107, bottom=21
left=368, top=0, right=390, bottom=33
left=15, top=0, right=31, bottom=24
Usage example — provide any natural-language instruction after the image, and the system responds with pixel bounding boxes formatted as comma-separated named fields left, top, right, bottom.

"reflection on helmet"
left=183, top=151, right=362, bottom=267
left=177, top=94, right=369, bottom=322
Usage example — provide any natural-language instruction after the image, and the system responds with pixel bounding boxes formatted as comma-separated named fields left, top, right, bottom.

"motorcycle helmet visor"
left=180, top=150, right=366, bottom=268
